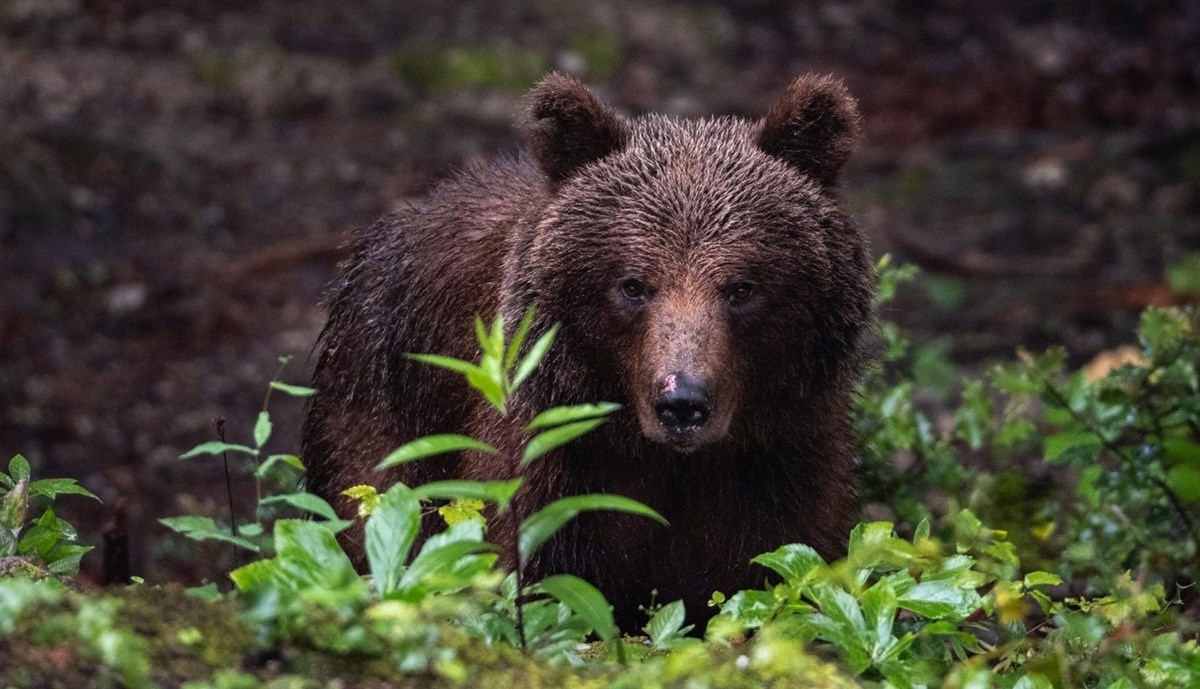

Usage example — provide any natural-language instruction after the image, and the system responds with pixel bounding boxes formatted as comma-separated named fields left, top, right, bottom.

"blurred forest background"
left=1, top=0, right=1199, bottom=584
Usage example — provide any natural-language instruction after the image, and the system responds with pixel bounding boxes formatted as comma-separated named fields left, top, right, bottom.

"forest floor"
left=1, top=1, right=1198, bottom=584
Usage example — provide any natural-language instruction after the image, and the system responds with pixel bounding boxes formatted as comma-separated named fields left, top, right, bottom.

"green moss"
left=0, top=584, right=857, bottom=688
left=390, top=45, right=546, bottom=93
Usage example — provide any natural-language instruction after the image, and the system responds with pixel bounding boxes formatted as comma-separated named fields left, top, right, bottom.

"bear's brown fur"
left=302, top=73, right=874, bottom=630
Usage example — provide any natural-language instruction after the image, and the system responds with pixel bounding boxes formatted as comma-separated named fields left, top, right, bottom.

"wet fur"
left=302, top=74, right=874, bottom=631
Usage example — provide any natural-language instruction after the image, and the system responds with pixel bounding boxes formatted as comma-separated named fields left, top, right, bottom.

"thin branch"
left=1041, top=382, right=1200, bottom=560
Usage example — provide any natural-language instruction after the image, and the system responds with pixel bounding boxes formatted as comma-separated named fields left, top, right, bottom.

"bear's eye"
left=619, top=278, right=648, bottom=303
left=726, top=281, right=756, bottom=305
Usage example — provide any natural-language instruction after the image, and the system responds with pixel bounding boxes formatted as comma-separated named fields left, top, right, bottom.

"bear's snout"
left=654, top=372, right=712, bottom=434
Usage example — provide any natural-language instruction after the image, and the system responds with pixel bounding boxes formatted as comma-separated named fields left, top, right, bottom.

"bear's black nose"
left=654, top=373, right=711, bottom=432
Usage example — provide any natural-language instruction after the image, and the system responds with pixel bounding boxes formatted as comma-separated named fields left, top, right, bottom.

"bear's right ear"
left=521, top=73, right=628, bottom=187
left=757, top=74, right=862, bottom=187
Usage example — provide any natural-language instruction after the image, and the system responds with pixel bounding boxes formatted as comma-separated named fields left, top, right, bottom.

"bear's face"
left=521, top=74, right=866, bottom=452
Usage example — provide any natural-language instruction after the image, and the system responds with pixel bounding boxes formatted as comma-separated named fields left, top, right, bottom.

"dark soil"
left=1, top=1, right=1198, bottom=584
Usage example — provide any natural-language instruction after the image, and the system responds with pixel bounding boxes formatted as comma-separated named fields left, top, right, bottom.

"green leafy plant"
left=1, top=454, right=98, bottom=577
left=160, top=357, right=340, bottom=559
left=217, top=308, right=667, bottom=667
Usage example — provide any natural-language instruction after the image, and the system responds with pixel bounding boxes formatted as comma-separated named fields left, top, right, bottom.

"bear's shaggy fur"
left=302, top=73, right=874, bottom=630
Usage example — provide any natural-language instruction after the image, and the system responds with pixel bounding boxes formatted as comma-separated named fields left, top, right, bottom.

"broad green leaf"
left=896, top=580, right=982, bottom=620
left=398, top=539, right=497, bottom=595
left=526, top=403, right=621, bottom=431
left=711, top=589, right=776, bottom=630
left=410, top=479, right=523, bottom=513
left=1043, top=431, right=1102, bottom=463
left=1164, top=440, right=1200, bottom=466
left=256, top=454, right=305, bottom=478
left=1167, top=464, right=1200, bottom=502
left=273, top=519, right=358, bottom=589
left=519, top=494, right=667, bottom=564
left=644, top=600, right=688, bottom=648
left=751, top=543, right=824, bottom=584
left=861, top=579, right=898, bottom=662
left=522, top=419, right=606, bottom=466
left=8, top=455, right=30, bottom=482
left=512, top=324, right=560, bottom=389
left=1023, top=571, right=1063, bottom=588
left=406, top=353, right=480, bottom=377
left=539, top=574, right=619, bottom=645
left=505, top=306, right=537, bottom=373
left=260, top=493, right=341, bottom=521
left=179, top=442, right=257, bottom=459
left=45, top=544, right=92, bottom=576
left=366, top=485, right=421, bottom=594
left=229, top=559, right=280, bottom=593
left=27, top=479, right=100, bottom=501
left=268, top=381, right=317, bottom=397
left=376, top=435, right=496, bottom=470
left=1012, top=675, right=1054, bottom=689
left=159, top=515, right=260, bottom=552
left=254, top=411, right=272, bottom=449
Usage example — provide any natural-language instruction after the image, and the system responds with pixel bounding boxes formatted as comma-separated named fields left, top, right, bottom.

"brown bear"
left=301, top=73, right=874, bottom=631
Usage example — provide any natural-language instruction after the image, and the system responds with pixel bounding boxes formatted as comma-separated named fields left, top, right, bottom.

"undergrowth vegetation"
left=3, top=259, right=1200, bottom=687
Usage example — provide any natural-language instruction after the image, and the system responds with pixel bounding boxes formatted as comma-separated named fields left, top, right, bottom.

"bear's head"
left=519, top=74, right=873, bottom=453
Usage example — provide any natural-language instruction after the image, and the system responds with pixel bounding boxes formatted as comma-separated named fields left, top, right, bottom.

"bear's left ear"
left=756, top=74, right=862, bottom=187
left=521, top=73, right=629, bottom=187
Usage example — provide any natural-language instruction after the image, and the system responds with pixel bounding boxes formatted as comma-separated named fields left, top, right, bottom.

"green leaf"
left=9, top=455, right=31, bottom=482
left=896, top=580, right=982, bottom=620
left=268, top=381, right=317, bottom=397
left=260, top=493, right=341, bottom=521
left=406, top=353, right=481, bottom=377
left=2, top=476, right=30, bottom=534
left=1023, top=571, right=1064, bottom=588
left=712, top=589, right=776, bottom=630
left=505, top=306, right=537, bottom=374
left=861, top=579, right=899, bottom=662
left=179, top=442, right=258, bottom=459
left=1164, top=440, right=1200, bottom=466
left=366, top=485, right=421, bottom=594
left=1167, top=464, right=1200, bottom=502
left=229, top=560, right=279, bottom=593
left=526, top=403, right=622, bottom=431
left=522, top=419, right=606, bottom=466
left=27, top=479, right=100, bottom=501
left=751, top=543, right=825, bottom=584
left=1012, top=675, right=1054, bottom=689
left=644, top=599, right=688, bottom=648
left=256, top=454, right=305, bottom=478
left=1042, top=431, right=1102, bottom=463
left=467, top=363, right=507, bottom=413
left=159, top=516, right=260, bottom=552
left=512, top=324, right=559, bottom=390
left=253, top=411, right=272, bottom=449
left=398, top=539, right=497, bottom=595
left=519, top=494, right=667, bottom=564
left=489, top=314, right=506, bottom=360
left=376, top=435, right=497, bottom=470
left=539, top=574, right=619, bottom=644
left=273, top=519, right=358, bottom=589
left=410, top=479, right=523, bottom=513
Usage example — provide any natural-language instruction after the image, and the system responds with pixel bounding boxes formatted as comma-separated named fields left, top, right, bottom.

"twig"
left=215, top=416, right=242, bottom=568
left=512, top=499, right=528, bottom=652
